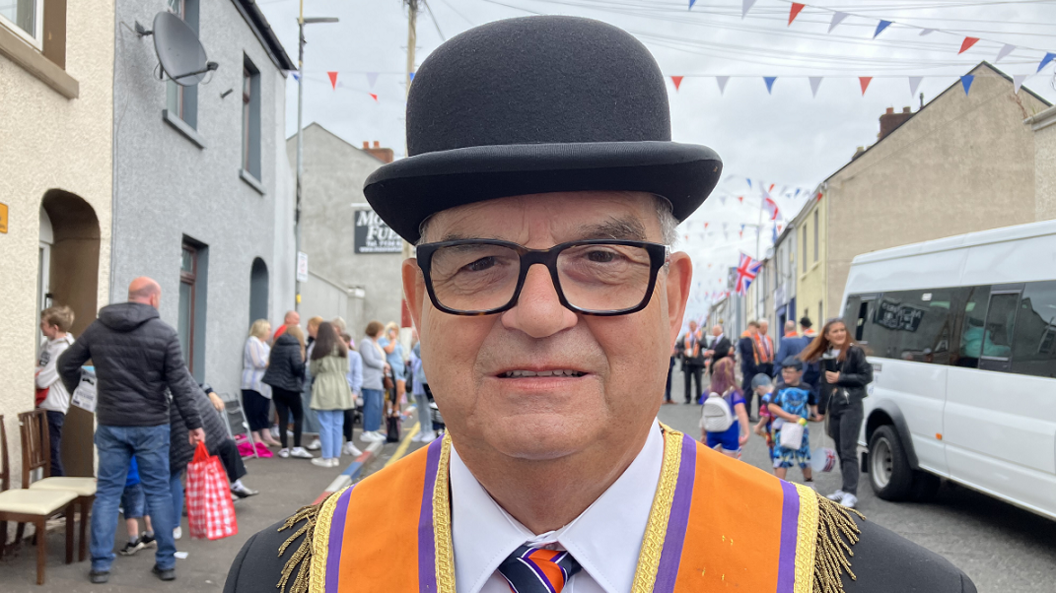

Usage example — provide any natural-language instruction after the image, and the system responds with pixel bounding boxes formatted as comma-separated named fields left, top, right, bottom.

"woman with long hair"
left=699, top=356, right=750, bottom=459
left=241, top=319, right=279, bottom=448
left=262, top=325, right=313, bottom=459
left=309, top=322, right=353, bottom=468
left=800, top=318, right=873, bottom=509
left=359, top=321, right=391, bottom=442
left=378, top=321, right=408, bottom=405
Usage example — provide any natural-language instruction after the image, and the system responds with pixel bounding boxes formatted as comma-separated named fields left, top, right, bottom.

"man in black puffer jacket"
left=59, top=277, right=204, bottom=584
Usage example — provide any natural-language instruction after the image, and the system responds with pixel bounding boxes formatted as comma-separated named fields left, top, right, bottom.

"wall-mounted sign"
left=354, top=209, right=402, bottom=254
left=297, top=251, right=309, bottom=282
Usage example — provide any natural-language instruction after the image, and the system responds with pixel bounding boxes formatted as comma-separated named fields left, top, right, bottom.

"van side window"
left=981, top=293, right=1018, bottom=360
left=843, top=295, right=862, bottom=338
left=1011, top=281, right=1056, bottom=378
left=867, top=290, right=956, bottom=364
left=955, top=286, right=991, bottom=368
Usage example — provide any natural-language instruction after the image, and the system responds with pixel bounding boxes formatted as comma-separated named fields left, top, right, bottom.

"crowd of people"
left=29, top=274, right=434, bottom=583
left=691, top=316, right=873, bottom=509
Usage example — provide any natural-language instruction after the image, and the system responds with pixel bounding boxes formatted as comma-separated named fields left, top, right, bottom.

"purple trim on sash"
left=652, top=434, right=697, bottom=593
left=417, top=438, right=444, bottom=592
left=325, top=485, right=356, bottom=593
left=775, top=480, right=801, bottom=593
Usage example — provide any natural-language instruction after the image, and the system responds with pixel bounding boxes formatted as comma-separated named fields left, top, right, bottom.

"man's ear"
left=403, top=258, right=425, bottom=332
left=665, top=252, right=692, bottom=346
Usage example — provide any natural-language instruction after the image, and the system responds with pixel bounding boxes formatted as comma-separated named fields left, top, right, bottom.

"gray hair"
left=785, top=320, right=797, bottom=332
left=417, top=193, right=679, bottom=246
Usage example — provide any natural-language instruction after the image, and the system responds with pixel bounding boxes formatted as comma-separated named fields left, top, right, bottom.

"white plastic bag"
left=779, top=421, right=805, bottom=449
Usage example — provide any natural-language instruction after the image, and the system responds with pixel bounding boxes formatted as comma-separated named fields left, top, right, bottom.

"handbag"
left=186, top=442, right=239, bottom=540
left=386, top=414, right=401, bottom=443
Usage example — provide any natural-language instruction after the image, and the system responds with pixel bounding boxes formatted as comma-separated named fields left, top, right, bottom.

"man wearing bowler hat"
left=225, top=16, right=975, bottom=593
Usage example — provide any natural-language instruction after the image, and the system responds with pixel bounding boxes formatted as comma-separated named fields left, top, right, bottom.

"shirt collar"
left=450, top=420, right=665, bottom=593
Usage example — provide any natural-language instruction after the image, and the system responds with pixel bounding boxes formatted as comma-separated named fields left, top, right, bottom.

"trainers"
left=277, top=448, right=290, bottom=458
left=343, top=442, right=362, bottom=456
left=231, top=484, right=259, bottom=499
left=311, top=457, right=333, bottom=468
left=141, top=531, right=157, bottom=549
left=290, top=446, right=314, bottom=459
left=120, top=539, right=145, bottom=556
left=359, top=431, right=381, bottom=442
left=826, top=490, right=846, bottom=502
left=89, top=570, right=110, bottom=584
left=411, top=432, right=424, bottom=442
left=172, top=526, right=182, bottom=540
left=420, top=431, right=437, bottom=443
left=307, top=438, right=322, bottom=451
left=152, top=565, right=176, bottom=581
left=840, top=494, right=858, bottom=509
left=270, top=426, right=280, bottom=439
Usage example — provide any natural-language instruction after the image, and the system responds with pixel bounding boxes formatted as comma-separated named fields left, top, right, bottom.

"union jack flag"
left=734, top=253, right=762, bottom=295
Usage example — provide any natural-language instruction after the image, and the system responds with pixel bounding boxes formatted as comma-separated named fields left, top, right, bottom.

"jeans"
left=241, top=389, right=270, bottom=432
left=363, top=388, right=383, bottom=432
left=416, top=389, right=432, bottom=435
left=827, top=398, right=865, bottom=495
left=93, top=424, right=176, bottom=572
left=316, top=410, right=343, bottom=459
left=45, top=410, right=65, bottom=477
left=170, top=469, right=184, bottom=530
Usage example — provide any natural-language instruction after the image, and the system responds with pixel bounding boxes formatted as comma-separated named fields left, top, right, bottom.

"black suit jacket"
left=224, top=514, right=976, bottom=593
left=710, top=336, right=732, bottom=363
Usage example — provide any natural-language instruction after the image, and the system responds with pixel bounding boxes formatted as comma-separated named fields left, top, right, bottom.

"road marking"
left=383, top=422, right=421, bottom=469
left=313, top=439, right=385, bottom=504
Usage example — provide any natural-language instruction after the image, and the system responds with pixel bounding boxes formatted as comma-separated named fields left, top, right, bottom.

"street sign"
left=354, top=209, right=402, bottom=254
left=297, top=251, right=309, bottom=282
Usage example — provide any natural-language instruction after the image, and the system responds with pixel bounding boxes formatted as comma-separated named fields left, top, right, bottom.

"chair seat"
left=0, top=488, right=76, bottom=515
left=30, top=477, right=97, bottom=497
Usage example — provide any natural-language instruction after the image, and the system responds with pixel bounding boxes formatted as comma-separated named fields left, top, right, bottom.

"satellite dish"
left=152, top=11, right=217, bottom=86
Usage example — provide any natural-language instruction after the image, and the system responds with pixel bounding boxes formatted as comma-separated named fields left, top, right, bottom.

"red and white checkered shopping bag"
left=186, top=442, right=238, bottom=540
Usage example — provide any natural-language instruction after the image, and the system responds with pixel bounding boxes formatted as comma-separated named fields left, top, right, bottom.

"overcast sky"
left=258, top=0, right=1056, bottom=322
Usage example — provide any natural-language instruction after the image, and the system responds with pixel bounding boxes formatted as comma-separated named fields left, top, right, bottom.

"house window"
left=165, top=0, right=199, bottom=129
left=0, top=0, right=42, bottom=47
left=242, top=56, right=262, bottom=180
left=178, top=244, right=197, bottom=372
left=813, top=210, right=819, bottom=262
left=819, top=300, right=824, bottom=324
left=802, top=223, right=808, bottom=273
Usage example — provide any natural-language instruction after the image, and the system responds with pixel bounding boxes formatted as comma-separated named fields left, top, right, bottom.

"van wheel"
left=910, top=471, right=941, bottom=502
left=868, top=426, right=914, bottom=501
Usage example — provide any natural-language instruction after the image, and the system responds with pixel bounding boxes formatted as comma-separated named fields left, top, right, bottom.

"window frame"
left=0, top=0, right=43, bottom=50
left=801, top=223, right=808, bottom=273
left=179, top=243, right=198, bottom=374
left=241, top=55, right=262, bottom=183
left=978, top=284, right=1023, bottom=372
left=813, top=210, right=819, bottom=263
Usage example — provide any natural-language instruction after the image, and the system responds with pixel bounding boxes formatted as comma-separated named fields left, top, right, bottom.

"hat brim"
left=363, top=141, right=722, bottom=243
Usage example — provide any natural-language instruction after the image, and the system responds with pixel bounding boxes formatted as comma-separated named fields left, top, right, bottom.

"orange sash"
left=292, top=428, right=852, bottom=593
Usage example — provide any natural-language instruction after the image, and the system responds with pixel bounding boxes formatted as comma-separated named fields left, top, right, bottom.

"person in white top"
left=36, top=305, right=76, bottom=477
left=241, top=319, right=278, bottom=447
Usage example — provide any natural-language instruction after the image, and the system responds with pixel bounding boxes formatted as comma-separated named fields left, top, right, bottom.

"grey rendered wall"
left=287, top=124, right=404, bottom=335
left=111, top=0, right=293, bottom=395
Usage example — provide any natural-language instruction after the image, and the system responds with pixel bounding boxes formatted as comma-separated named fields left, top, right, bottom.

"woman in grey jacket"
left=359, top=321, right=390, bottom=442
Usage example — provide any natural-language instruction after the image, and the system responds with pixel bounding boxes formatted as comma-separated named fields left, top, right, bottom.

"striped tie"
left=497, top=544, right=582, bottom=593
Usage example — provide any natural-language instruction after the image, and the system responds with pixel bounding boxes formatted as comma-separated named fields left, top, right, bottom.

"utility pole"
left=294, top=2, right=338, bottom=311
left=401, top=0, right=418, bottom=263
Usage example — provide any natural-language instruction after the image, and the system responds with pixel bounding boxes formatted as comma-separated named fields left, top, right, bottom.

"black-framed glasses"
left=415, top=239, right=669, bottom=316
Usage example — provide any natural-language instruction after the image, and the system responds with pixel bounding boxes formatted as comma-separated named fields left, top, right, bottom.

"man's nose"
left=501, top=264, right=578, bottom=338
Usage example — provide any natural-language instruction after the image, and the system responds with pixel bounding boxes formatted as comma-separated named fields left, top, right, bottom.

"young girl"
left=309, top=322, right=354, bottom=468
left=700, top=357, right=750, bottom=458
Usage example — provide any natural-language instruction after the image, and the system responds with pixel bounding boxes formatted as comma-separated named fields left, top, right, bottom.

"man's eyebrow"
left=575, top=218, right=649, bottom=241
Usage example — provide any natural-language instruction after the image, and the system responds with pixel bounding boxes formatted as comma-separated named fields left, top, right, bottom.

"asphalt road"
left=662, top=368, right=1056, bottom=593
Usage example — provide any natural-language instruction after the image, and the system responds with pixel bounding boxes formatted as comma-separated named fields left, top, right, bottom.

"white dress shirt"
left=450, top=421, right=665, bottom=593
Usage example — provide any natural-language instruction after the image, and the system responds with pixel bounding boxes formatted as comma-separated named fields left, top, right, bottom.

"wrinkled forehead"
left=420, top=191, right=664, bottom=244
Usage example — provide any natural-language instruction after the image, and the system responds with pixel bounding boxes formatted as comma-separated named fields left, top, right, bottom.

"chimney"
left=852, top=146, right=866, bottom=160
left=362, top=140, right=394, bottom=164
left=878, top=106, right=913, bottom=140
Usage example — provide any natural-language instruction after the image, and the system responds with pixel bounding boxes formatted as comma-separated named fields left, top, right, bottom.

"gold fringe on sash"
left=276, top=499, right=325, bottom=593
left=812, top=496, right=865, bottom=593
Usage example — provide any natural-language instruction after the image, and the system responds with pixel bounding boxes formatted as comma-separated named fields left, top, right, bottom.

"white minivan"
left=840, top=220, right=1056, bottom=520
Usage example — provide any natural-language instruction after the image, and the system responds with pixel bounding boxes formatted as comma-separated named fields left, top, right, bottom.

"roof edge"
left=233, top=0, right=296, bottom=71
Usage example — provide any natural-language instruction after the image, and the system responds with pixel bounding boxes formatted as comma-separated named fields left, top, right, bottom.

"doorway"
left=249, top=258, right=269, bottom=325
left=40, top=189, right=100, bottom=478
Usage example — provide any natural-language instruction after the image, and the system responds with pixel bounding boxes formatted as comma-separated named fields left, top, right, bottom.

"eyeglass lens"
left=428, top=242, right=654, bottom=313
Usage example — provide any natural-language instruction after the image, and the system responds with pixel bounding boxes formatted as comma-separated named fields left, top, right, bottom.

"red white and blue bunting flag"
left=663, top=73, right=1039, bottom=98
left=366, top=72, right=379, bottom=88
left=764, top=76, right=777, bottom=94
left=961, top=75, right=974, bottom=95
left=718, top=1, right=1056, bottom=71
left=858, top=77, right=872, bottom=96
left=671, top=76, right=684, bottom=91
left=909, top=76, right=923, bottom=97
left=327, top=72, right=339, bottom=89
left=716, top=76, right=730, bottom=95
left=809, top=76, right=822, bottom=98
left=1014, top=74, right=1028, bottom=93
left=764, top=196, right=780, bottom=220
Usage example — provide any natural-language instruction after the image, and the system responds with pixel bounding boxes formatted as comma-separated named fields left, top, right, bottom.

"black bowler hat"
left=364, top=16, right=723, bottom=243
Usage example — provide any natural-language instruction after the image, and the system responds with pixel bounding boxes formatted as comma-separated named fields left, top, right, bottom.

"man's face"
left=712, top=325, right=722, bottom=337
left=404, top=192, right=692, bottom=461
left=688, top=321, right=697, bottom=334
left=760, top=321, right=768, bottom=335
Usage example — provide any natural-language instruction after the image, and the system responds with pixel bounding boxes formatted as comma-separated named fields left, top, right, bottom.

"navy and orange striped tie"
left=497, top=544, right=582, bottom=593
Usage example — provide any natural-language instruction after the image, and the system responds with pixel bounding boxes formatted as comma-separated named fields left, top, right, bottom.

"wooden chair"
left=20, top=409, right=96, bottom=562
left=0, top=414, right=77, bottom=585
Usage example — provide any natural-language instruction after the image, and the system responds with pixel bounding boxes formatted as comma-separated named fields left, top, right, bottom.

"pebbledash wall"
left=288, top=123, right=404, bottom=337
left=0, top=0, right=115, bottom=483
left=110, top=0, right=295, bottom=396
